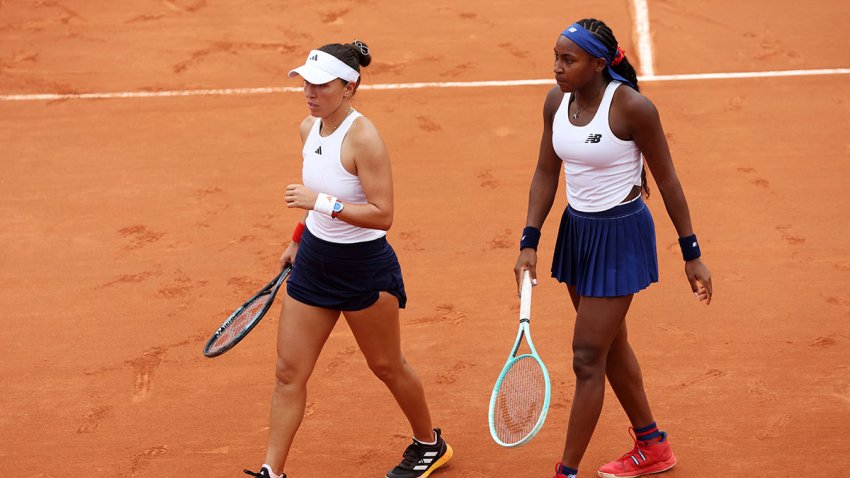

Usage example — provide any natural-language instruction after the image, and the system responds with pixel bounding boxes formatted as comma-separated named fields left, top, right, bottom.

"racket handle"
left=520, top=270, right=532, bottom=321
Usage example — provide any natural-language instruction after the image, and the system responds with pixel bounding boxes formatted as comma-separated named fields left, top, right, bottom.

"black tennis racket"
left=203, top=266, right=291, bottom=358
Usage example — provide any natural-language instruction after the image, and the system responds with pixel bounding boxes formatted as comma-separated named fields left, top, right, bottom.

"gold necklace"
left=320, top=107, right=354, bottom=137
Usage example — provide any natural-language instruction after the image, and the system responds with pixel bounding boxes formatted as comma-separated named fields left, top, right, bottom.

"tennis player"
left=244, top=41, right=451, bottom=478
left=512, top=19, right=713, bottom=478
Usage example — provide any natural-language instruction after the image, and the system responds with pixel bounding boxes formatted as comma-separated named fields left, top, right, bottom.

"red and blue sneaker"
left=597, top=428, right=677, bottom=477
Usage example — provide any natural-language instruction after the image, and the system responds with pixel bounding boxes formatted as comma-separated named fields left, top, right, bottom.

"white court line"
left=632, top=0, right=655, bottom=77
left=644, top=69, right=850, bottom=81
left=1, top=68, right=849, bottom=102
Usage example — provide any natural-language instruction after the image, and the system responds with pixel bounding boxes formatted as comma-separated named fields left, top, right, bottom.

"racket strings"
left=494, top=355, right=546, bottom=444
left=208, top=293, right=272, bottom=353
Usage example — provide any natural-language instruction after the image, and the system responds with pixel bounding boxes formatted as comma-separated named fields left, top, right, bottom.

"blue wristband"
left=678, top=234, right=701, bottom=261
left=520, top=226, right=541, bottom=250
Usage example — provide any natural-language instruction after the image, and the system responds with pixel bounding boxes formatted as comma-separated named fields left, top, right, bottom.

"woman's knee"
left=367, top=357, right=406, bottom=384
left=273, top=356, right=310, bottom=388
left=572, top=345, right=607, bottom=381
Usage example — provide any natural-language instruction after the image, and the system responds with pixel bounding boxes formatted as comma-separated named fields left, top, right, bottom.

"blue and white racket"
left=488, top=270, right=552, bottom=447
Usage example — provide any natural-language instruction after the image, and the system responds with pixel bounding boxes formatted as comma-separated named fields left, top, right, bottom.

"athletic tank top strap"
left=588, top=80, right=618, bottom=129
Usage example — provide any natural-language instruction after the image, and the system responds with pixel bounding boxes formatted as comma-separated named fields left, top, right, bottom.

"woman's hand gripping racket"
left=488, top=270, right=552, bottom=447
left=203, top=266, right=291, bottom=358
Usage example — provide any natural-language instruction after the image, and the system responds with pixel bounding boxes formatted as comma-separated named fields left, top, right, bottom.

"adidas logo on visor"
left=309, top=54, right=318, bottom=61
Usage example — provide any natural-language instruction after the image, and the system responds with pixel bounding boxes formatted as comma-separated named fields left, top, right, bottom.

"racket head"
left=202, top=266, right=291, bottom=358
left=488, top=347, right=552, bottom=447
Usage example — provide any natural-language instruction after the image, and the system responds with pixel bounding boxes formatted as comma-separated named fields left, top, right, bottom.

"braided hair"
left=577, top=18, right=640, bottom=92
left=577, top=18, right=648, bottom=197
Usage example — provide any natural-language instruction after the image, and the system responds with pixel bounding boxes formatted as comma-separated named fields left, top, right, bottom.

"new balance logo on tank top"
left=552, top=81, right=643, bottom=212
left=302, top=109, right=386, bottom=243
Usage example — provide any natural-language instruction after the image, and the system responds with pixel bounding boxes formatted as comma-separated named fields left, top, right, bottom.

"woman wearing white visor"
left=244, top=41, right=452, bottom=478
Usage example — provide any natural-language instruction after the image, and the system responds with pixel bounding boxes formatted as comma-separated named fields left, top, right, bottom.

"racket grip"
left=520, top=270, right=532, bottom=321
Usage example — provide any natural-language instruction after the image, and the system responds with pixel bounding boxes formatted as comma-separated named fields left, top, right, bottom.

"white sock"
left=413, top=433, right=438, bottom=446
left=262, top=464, right=281, bottom=478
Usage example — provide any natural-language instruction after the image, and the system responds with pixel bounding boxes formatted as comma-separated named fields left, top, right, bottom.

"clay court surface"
left=2, top=1, right=849, bottom=476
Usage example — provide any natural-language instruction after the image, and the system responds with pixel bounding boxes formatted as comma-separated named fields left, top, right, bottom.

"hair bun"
left=351, top=40, right=372, bottom=67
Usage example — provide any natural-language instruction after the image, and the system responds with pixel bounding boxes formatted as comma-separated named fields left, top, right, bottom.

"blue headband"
left=560, top=23, right=634, bottom=88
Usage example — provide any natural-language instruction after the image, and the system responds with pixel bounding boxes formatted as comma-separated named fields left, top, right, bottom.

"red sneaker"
left=553, top=462, right=577, bottom=478
left=597, top=428, right=677, bottom=477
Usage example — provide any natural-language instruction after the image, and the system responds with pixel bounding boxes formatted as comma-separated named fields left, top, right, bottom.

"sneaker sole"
left=597, top=456, right=677, bottom=478
left=386, top=444, right=453, bottom=478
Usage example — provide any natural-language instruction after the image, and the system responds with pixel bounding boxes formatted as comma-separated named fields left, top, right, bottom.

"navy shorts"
left=551, top=198, right=659, bottom=297
left=287, top=227, right=407, bottom=311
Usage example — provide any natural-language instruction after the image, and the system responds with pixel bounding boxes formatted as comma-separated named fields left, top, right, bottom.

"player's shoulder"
left=544, top=85, right=566, bottom=106
left=612, top=84, right=657, bottom=118
left=348, top=113, right=384, bottom=147
left=543, top=85, right=566, bottom=118
left=299, top=115, right=318, bottom=139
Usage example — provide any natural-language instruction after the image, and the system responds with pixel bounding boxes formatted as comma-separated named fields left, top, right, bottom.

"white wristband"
left=314, top=193, right=337, bottom=216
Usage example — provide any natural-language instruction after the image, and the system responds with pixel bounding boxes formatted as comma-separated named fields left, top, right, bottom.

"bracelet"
left=520, top=226, right=541, bottom=251
left=314, top=193, right=337, bottom=216
left=678, top=234, right=701, bottom=261
left=291, top=222, right=305, bottom=243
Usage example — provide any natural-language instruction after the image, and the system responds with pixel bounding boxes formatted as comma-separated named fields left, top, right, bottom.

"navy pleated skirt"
left=287, top=227, right=407, bottom=311
left=551, top=198, right=658, bottom=297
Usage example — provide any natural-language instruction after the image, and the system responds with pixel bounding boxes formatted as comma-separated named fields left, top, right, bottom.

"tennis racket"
left=203, top=265, right=291, bottom=358
left=488, top=270, right=552, bottom=447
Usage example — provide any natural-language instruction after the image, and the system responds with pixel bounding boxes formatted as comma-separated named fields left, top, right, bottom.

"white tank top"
left=302, top=110, right=386, bottom=243
left=552, top=81, right=643, bottom=212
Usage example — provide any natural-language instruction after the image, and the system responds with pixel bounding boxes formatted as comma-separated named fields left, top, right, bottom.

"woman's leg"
left=596, top=323, right=677, bottom=477
left=342, top=292, right=434, bottom=442
left=605, top=322, right=655, bottom=429
left=561, top=293, right=634, bottom=468
left=264, top=296, right=340, bottom=474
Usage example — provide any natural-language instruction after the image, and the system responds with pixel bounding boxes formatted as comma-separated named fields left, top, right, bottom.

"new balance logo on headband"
left=309, top=54, right=318, bottom=61
left=585, top=134, right=602, bottom=143
left=315, top=146, right=322, bottom=155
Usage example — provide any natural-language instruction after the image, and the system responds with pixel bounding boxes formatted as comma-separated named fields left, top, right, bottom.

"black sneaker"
left=386, top=428, right=453, bottom=478
left=243, top=466, right=285, bottom=478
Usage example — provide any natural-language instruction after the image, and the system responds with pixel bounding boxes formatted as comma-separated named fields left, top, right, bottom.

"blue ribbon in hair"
left=561, top=23, right=634, bottom=88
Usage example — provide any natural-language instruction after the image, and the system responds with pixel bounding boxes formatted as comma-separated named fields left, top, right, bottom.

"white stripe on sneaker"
left=413, top=453, right=439, bottom=471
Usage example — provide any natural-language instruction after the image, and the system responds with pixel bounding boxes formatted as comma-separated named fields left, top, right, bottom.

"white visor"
left=288, top=49, right=360, bottom=85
